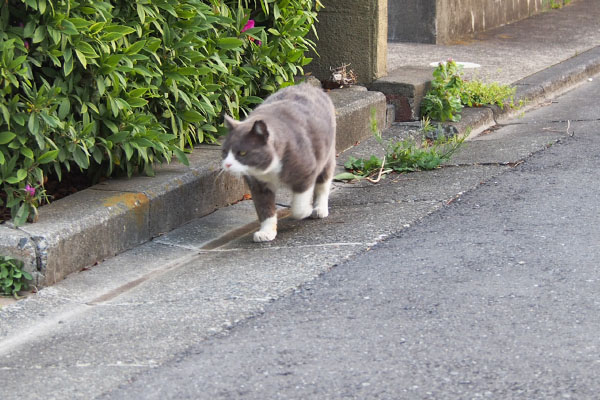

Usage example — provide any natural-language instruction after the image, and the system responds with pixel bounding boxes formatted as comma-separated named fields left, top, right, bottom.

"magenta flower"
left=24, top=184, right=35, bottom=197
left=241, top=19, right=254, bottom=33
left=241, top=19, right=261, bottom=46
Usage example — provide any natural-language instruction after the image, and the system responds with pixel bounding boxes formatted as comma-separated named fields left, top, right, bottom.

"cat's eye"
left=237, top=151, right=247, bottom=157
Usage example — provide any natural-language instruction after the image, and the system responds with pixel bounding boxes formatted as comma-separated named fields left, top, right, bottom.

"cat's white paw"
left=253, top=216, right=277, bottom=242
left=312, top=206, right=329, bottom=219
left=291, top=205, right=313, bottom=220
left=253, top=229, right=277, bottom=242
left=291, top=189, right=315, bottom=220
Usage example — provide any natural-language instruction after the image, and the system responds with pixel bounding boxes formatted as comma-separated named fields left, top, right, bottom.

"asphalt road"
left=100, top=81, right=600, bottom=398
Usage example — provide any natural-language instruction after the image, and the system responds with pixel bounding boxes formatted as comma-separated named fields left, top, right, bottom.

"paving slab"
left=0, top=241, right=197, bottom=340
left=0, top=244, right=364, bottom=400
left=0, top=0, right=598, bottom=300
left=331, top=165, right=508, bottom=206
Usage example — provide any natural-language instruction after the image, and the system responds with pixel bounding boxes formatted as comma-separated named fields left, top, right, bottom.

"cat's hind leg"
left=312, top=157, right=335, bottom=218
left=244, top=176, right=278, bottom=242
left=291, top=186, right=315, bottom=220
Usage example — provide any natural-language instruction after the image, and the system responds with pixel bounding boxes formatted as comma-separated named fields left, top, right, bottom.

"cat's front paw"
left=311, top=206, right=329, bottom=219
left=311, top=207, right=329, bottom=218
left=253, top=229, right=277, bottom=242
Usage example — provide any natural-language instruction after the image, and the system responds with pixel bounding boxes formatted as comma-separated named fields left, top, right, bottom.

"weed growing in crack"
left=335, top=115, right=466, bottom=183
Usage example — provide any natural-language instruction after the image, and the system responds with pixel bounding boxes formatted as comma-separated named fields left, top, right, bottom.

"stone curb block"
left=329, top=87, right=388, bottom=152
left=14, top=149, right=247, bottom=286
left=0, top=88, right=389, bottom=287
left=493, top=45, right=600, bottom=122
left=368, top=67, right=433, bottom=122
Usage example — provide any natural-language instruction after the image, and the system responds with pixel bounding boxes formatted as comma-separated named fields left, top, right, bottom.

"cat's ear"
left=224, top=114, right=239, bottom=130
left=251, top=120, right=269, bottom=140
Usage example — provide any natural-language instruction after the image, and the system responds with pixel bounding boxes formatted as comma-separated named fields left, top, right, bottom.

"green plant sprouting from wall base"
left=421, top=59, right=521, bottom=122
left=0, top=255, right=32, bottom=298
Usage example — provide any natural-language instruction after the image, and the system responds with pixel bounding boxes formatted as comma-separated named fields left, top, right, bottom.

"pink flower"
left=24, top=40, right=30, bottom=51
left=241, top=19, right=255, bottom=33
left=25, top=184, right=35, bottom=197
left=242, top=19, right=261, bottom=46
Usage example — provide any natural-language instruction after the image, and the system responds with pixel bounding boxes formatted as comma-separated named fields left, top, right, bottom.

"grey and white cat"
left=221, top=83, right=336, bottom=242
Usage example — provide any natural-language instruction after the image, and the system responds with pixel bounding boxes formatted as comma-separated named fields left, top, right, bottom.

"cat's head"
left=221, top=115, right=278, bottom=176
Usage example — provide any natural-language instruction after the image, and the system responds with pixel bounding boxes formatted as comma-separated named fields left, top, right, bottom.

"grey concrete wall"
left=306, top=0, right=387, bottom=84
left=389, top=0, right=568, bottom=44
left=388, top=0, right=436, bottom=43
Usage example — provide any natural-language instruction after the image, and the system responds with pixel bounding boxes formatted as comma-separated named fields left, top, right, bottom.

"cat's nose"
left=224, top=162, right=232, bottom=169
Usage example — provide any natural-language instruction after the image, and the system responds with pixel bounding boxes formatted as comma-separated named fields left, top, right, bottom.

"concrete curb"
left=0, top=87, right=388, bottom=287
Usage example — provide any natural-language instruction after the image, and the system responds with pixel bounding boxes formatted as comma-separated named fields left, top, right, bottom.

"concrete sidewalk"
left=1, top=0, right=600, bottom=293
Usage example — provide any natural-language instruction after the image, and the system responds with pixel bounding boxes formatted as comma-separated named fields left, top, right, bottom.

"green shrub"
left=421, top=59, right=519, bottom=122
left=421, top=59, right=464, bottom=122
left=0, top=255, right=32, bottom=297
left=461, top=80, right=517, bottom=109
left=0, top=0, right=320, bottom=226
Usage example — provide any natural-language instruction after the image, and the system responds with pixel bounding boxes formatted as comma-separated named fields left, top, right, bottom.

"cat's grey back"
left=254, top=83, right=336, bottom=164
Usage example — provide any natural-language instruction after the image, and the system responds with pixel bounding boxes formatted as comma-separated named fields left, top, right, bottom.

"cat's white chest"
left=251, top=158, right=282, bottom=189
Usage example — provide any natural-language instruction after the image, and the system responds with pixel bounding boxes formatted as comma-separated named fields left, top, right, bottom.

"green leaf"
left=182, top=110, right=205, bottom=123
left=72, top=147, right=90, bottom=169
left=172, top=147, right=189, bottom=166
left=125, top=40, right=146, bottom=55
left=107, top=131, right=130, bottom=143
left=37, top=150, right=59, bottom=164
left=16, top=169, right=27, bottom=182
left=96, top=77, right=106, bottom=96
left=217, top=37, right=244, bottom=49
left=61, top=19, right=79, bottom=35
left=0, top=131, right=16, bottom=145
left=20, top=147, right=34, bottom=160
left=101, top=32, right=127, bottom=42
left=123, top=143, right=133, bottom=161
left=13, top=203, right=28, bottom=227
left=127, top=98, right=148, bottom=108
left=128, top=88, right=147, bottom=98
left=64, top=54, right=74, bottom=76
left=76, top=41, right=98, bottom=57
left=58, top=99, right=70, bottom=120
left=137, top=4, right=146, bottom=24
left=334, top=172, right=363, bottom=181
left=103, top=120, right=119, bottom=134
left=32, top=26, right=45, bottom=43
left=89, top=22, right=106, bottom=34
left=67, top=18, right=92, bottom=29
left=103, top=25, right=137, bottom=35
